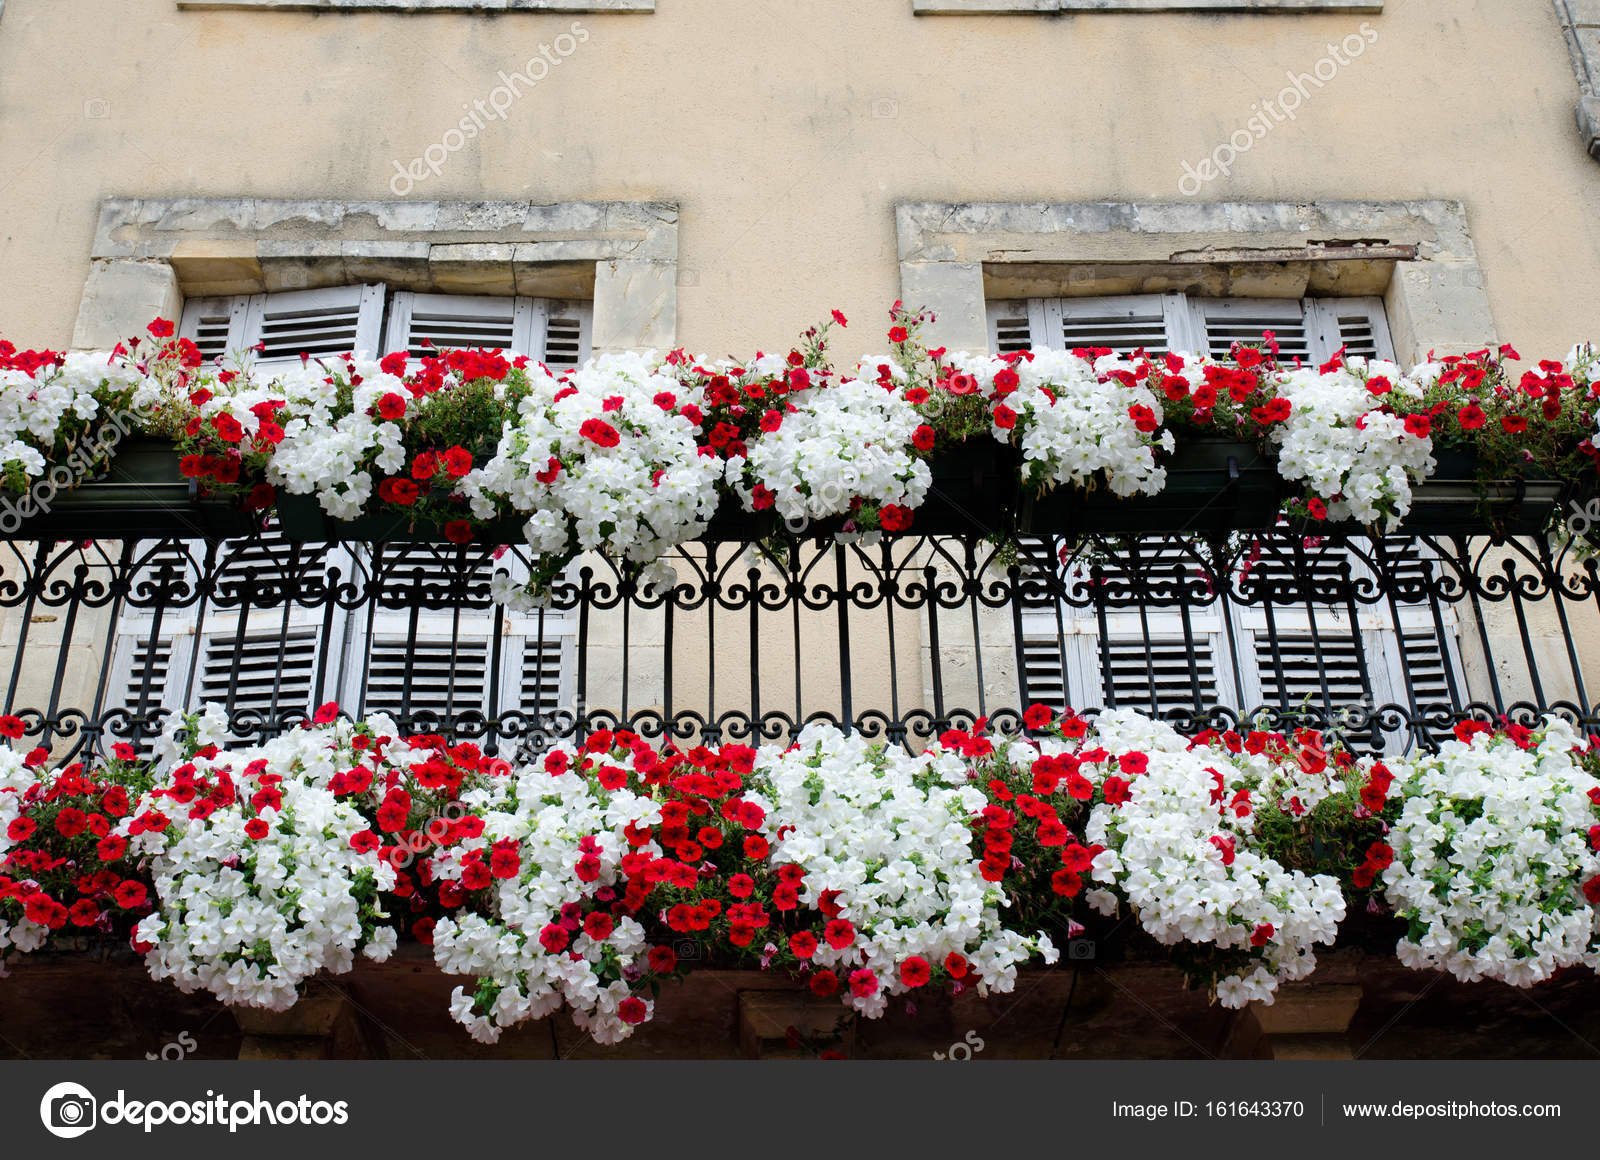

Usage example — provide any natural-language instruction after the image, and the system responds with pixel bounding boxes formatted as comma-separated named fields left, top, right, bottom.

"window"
left=986, top=293, right=1394, bottom=363
left=179, top=285, right=593, bottom=370
left=1015, top=535, right=1463, bottom=752
left=108, top=533, right=579, bottom=742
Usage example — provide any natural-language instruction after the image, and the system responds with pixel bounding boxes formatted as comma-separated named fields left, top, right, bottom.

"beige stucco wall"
left=0, top=0, right=1597, bottom=738
left=0, top=0, right=1594, bottom=359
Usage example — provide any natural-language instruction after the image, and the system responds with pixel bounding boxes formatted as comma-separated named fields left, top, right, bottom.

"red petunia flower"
left=899, top=956, right=931, bottom=988
left=580, top=418, right=621, bottom=448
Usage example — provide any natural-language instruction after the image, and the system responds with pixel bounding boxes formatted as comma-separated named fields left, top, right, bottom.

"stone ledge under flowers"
left=3, top=915, right=1598, bottom=1060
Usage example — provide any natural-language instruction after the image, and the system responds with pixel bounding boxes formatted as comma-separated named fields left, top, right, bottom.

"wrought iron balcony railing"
left=2, top=526, right=1596, bottom=765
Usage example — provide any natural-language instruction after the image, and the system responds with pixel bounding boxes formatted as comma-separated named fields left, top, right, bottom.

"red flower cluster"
left=0, top=762, right=151, bottom=941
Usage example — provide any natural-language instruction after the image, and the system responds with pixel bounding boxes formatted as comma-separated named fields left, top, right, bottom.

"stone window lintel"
left=896, top=200, right=1493, bottom=364
left=75, top=197, right=678, bottom=353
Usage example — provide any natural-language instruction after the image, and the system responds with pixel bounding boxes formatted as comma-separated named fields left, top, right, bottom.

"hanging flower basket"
left=1393, top=447, right=1566, bottom=537
left=275, top=491, right=524, bottom=545
left=1018, top=439, right=1280, bottom=537
left=0, top=437, right=256, bottom=541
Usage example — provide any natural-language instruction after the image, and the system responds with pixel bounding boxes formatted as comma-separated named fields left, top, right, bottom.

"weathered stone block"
left=70, top=261, right=181, bottom=350
left=169, top=240, right=263, bottom=296
left=899, top=260, right=988, bottom=352
left=592, top=259, right=676, bottom=351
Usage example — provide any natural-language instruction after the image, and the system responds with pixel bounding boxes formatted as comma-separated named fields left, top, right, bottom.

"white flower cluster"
left=949, top=350, right=1172, bottom=497
left=1271, top=360, right=1433, bottom=528
left=742, top=376, right=930, bottom=523
left=0, top=351, right=159, bottom=490
left=128, top=711, right=398, bottom=1010
left=479, top=353, right=720, bottom=577
left=1381, top=718, right=1600, bottom=987
left=193, top=357, right=413, bottom=521
left=766, top=724, right=1058, bottom=1017
left=1079, top=711, right=1347, bottom=1007
left=426, top=745, right=661, bottom=1045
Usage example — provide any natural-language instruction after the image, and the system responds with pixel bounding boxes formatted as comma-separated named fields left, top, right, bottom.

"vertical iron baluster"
left=1176, top=559, right=1202, bottom=713
left=1212, top=537, right=1248, bottom=710
left=1339, top=552, right=1380, bottom=752
left=1094, top=560, right=1115, bottom=709
left=576, top=566, right=592, bottom=744
left=925, top=563, right=945, bottom=723
left=400, top=562, right=424, bottom=726
left=965, top=538, right=987, bottom=719
left=486, top=591, right=505, bottom=756
left=88, top=540, right=137, bottom=757
left=746, top=561, right=758, bottom=737
left=1374, top=538, right=1426, bottom=750
left=662, top=595, right=675, bottom=735
left=835, top=545, right=853, bottom=732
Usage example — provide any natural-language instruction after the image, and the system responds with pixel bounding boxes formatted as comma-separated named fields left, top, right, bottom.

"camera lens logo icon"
left=40, top=1082, right=98, bottom=1139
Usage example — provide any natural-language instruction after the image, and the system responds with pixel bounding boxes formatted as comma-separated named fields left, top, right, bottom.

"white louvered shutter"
left=1053, top=294, right=1182, bottom=356
left=1191, top=298, right=1316, bottom=365
left=384, top=292, right=540, bottom=357
left=195, top=629, right=321, bottom=716
left=1017, top=637, right=1070, bottom=714
left=347, top=546, right=576, bottom=726
left=1018, top=539, right=1234, bottom=715
left=539, top=302, right=592, bottom=372
left=241, top=284, right=385, bottom=365
left=987, top=300, right=1041, bottom=354
left=1305, top=296, right=1396, bottom=364
left=178, top=295, right=252, bottom=365
left=1248, top=626, right=1371, bottom=712
left=991, top=293, right=1395, bottom=368
left=363, top=635, right=494, bottom=722
left=518, top=614, right=575, bottom=722
left=1096, top=633, right=1221, bottom=715
left=108, top=531, right=351, bottom=736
